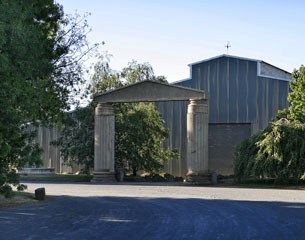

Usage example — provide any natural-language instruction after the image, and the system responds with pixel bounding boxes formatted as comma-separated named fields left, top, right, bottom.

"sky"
left=56, top=0, right=305, bottom=83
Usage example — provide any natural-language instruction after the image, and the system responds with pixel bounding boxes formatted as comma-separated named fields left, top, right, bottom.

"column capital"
left=188, top=99, right=208, bottom=114
left=189, top=99, right=208, bottom=104
left=95, top=103, right=114, bottom=116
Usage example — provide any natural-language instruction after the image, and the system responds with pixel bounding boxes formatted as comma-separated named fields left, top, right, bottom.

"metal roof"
left=188, top=54, right=291, bottom=74
left=188, top=54, right=260, bottom=66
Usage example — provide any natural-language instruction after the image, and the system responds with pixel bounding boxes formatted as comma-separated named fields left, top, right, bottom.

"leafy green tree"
left=58, top=59, right=178, bottom=176
left=115, top=102, right=177, bottom=176
left=55, top=55, right=120, bottom=173
left=121, top=60, right=167, bottom=84
left=93, top=60, right=178, bottom=175
left=287, top=65, right=305, bottom=123
left=91, top=54, right=122, bottom=95
left=54, top=106, right=95, bottom=173
left=0, top=0, right=96, bottom=196
left=234, top=120, right=305, bottom=183
left=234, top=129, right=265, bottom=181
left=234, top=65, right=305, bottom=183
left=255, top=120, right=305, bottom=182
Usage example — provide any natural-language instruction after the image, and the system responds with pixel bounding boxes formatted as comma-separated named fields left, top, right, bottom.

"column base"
left=186, top=172, right=211, bottom=184
left=91, top=171, right=115, bottom=182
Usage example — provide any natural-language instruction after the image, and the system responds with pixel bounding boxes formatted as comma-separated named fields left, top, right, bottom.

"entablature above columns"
left=94, top=80, right=207, bottom=103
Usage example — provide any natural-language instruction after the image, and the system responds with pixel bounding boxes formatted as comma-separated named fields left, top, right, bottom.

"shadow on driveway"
left=0, top=196, right=304, bottom=240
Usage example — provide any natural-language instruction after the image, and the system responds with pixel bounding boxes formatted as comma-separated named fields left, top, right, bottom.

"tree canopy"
left=57, top=58, right=178, bottom=176
left=93, top=59, right=178, bottom=175
left=0, top=0, right=96, bottom=196
left=53, top=106, right=95, bottom=173
left=287, top=65, right=305, bottom=123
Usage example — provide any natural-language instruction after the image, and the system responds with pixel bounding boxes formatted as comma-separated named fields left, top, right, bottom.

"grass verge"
left=234, top=178, right=305, bottom=190
left=0, top=192, right=37, bottom=208
left=20, top=174, right=93, bottom=182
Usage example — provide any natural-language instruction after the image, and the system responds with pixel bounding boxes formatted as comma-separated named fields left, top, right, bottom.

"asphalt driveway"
left=0, top=183, right=304, bottom=239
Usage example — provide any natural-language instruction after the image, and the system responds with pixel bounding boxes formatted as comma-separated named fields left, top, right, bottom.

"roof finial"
left=225, top=41, right=231, bottom=54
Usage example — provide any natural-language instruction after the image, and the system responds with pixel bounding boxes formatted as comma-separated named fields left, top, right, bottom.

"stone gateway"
left=92, top=80, right=208, bottom=182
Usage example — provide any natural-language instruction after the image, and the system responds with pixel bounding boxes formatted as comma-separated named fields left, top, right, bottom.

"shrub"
left=234, top=129, right=266, bottom=181
left=234, top=120, right=305, bottom=183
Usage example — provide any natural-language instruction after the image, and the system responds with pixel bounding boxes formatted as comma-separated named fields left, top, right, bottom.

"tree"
left=234, top=129, right=265, bottom=181
left=287, top=65, right=305, bottom=123
left=55, top=55, right=120, bottom=174
left=94, top=60, right=178, bottom=175
left=91, top=54, right=122, bottom=95
left=115, top=102, right=177, bottom=176
left=234, top=65, right=305, bottom=183
left=121, top=60, right=167, bottom=84
left=234, top=120, right=305, bottom=183
left=0, top=0, right=96, bottom=196
left=58, top=59, right=178, bottom=177
left=54, top=106, right=95, bottom=173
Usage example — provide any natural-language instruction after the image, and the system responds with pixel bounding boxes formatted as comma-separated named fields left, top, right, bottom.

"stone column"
left=186, top=99, right=209, bottom=183
left=92, top=103, right=115, bottom=182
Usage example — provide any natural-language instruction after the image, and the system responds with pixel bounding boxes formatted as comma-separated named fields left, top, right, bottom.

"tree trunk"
left=132, top=168, right=137, bottom=176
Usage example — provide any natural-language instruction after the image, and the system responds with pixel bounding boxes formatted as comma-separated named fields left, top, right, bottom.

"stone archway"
left=92, top=80, right=208, bottom=182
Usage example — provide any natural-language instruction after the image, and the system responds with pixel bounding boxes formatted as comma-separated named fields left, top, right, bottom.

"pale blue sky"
left=57, top=0, right=305, bottom=82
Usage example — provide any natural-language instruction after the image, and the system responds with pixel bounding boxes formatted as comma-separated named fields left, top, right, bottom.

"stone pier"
left=186, top=99, right=209, bottom=183
left=92, top=103, right=115, bottom=182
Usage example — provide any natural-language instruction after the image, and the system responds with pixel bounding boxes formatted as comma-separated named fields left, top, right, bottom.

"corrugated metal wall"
left=28, top=125, right=83, bottom=174
left=190, top=56, right=289, bottom=128
left=158, top=100, right=188, bottom=177
left=158, top=56, right=290, bottom=177
left=27, top=125, right=61, bottom=172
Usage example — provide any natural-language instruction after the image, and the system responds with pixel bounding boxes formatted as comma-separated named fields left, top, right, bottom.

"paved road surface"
left=0, top=183, right=304, bottom=239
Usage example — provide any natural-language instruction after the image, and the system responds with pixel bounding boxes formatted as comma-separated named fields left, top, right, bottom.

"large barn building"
left=33, top=54, right=291, bottom=177
left=158, top=54, right=291, bottom=177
